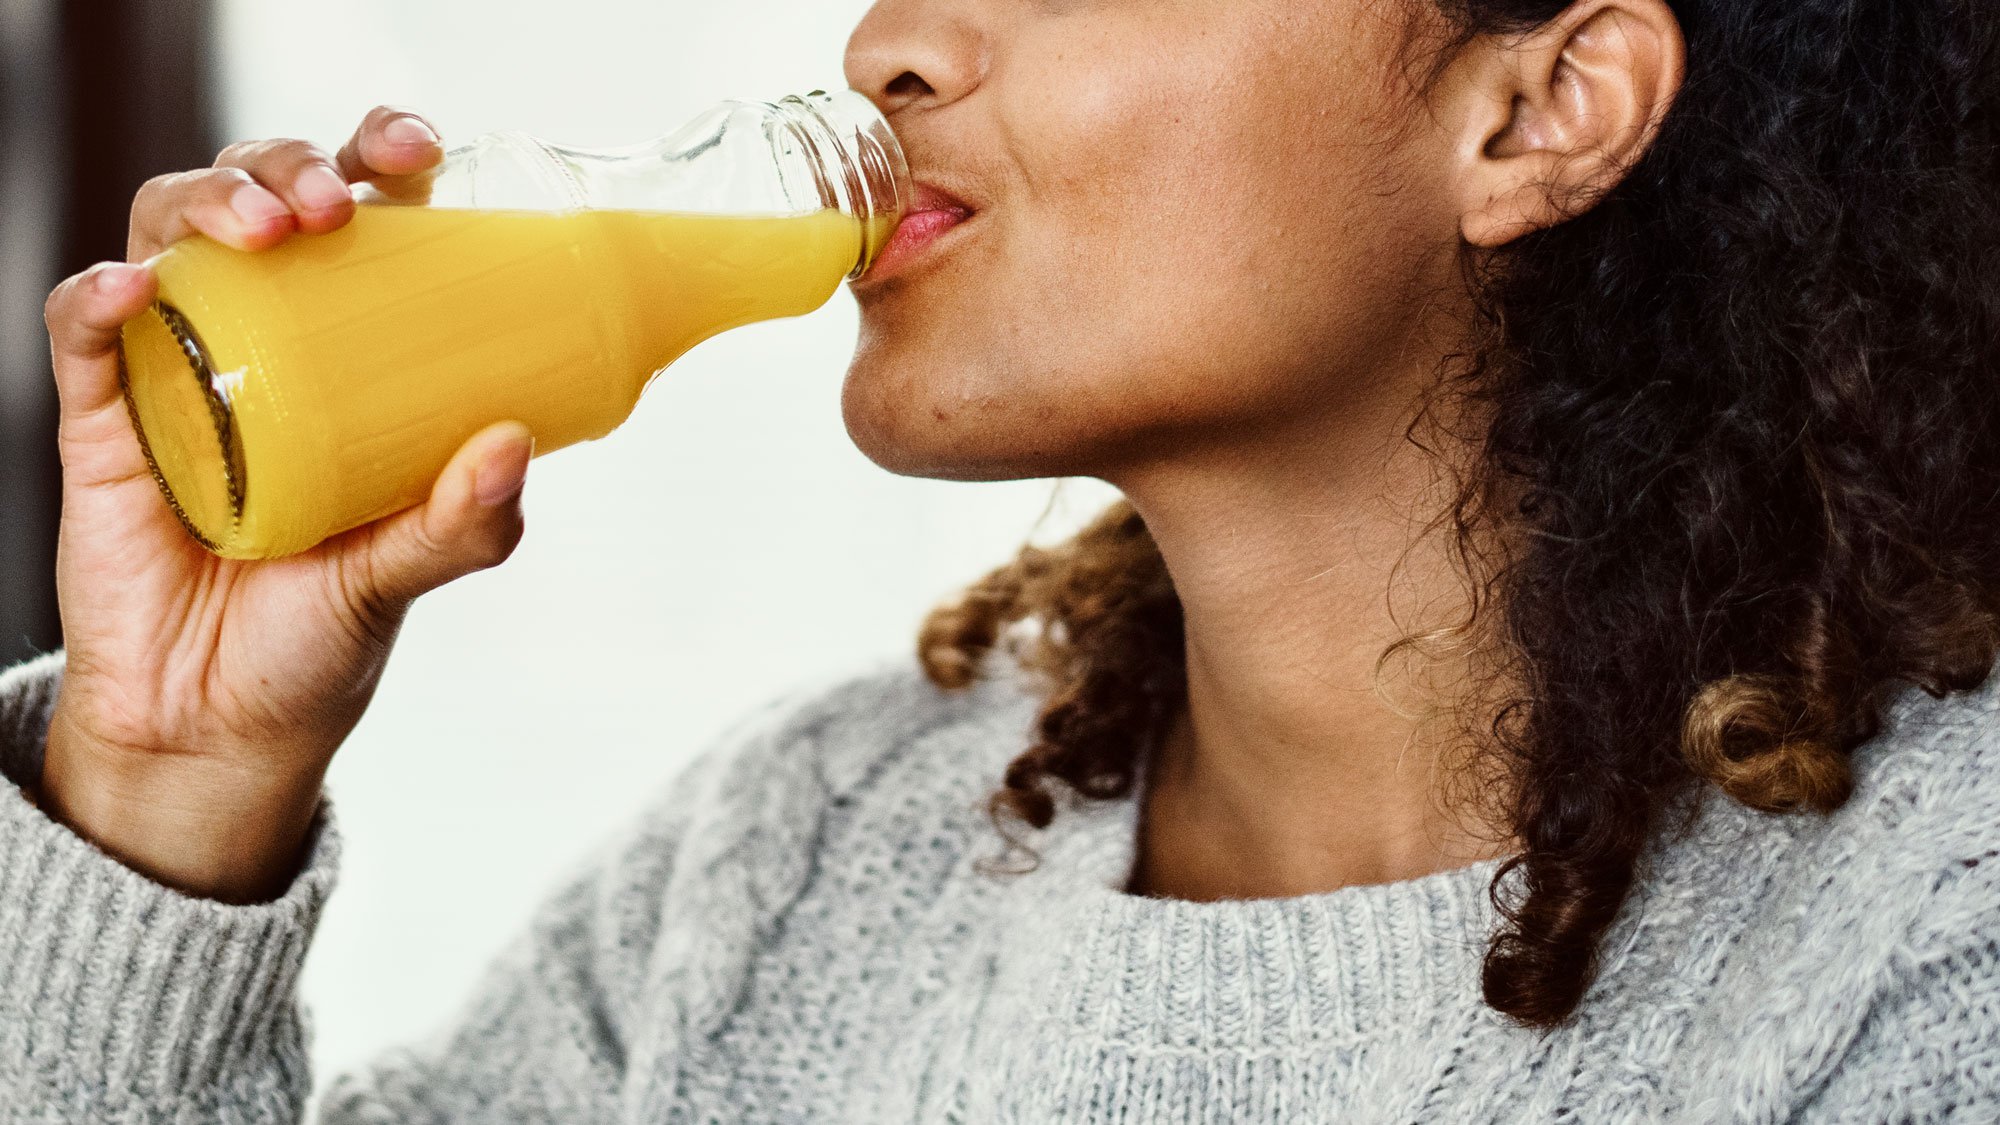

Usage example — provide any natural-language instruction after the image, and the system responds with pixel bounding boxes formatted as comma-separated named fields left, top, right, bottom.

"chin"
left=840, top=366, right=1015, bottom=482
left=838, top=344, right=1104, bottom=484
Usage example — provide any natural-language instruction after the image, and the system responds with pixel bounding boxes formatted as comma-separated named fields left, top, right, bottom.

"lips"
left=859, top=180, right=975, bottom=285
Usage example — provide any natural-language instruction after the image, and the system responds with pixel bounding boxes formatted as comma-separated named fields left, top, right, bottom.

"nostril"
left=885, top=71, right=935, bottom=101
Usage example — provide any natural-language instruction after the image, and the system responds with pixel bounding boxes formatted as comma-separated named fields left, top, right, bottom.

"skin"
left=36, top=1, right=1681, bottom=904
left=844, top=0, right=1684, bottom=897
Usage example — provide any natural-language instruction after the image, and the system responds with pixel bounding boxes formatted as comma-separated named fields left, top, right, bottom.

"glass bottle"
left=118, top=89, right=907, bottom=560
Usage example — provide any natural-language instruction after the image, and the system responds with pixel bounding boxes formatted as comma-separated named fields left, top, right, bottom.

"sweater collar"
left=988, top=759, right=1518, bottom=1051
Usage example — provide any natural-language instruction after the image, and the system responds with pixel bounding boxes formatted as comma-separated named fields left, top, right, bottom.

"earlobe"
left=1454, top=0, right=1685, bottom=248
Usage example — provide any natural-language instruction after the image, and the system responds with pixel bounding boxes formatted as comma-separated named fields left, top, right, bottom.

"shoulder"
left=1665, top=668, right=2000, bottom=931
left=541, top=657, right=1041, bottom=1033
left=1647, top=671, right=2000, bottom=1119
left=1853, top=664, right=2000, bottom=808
left=1773, top=671, right=2000, bottom=1117
left=604, top=654, right=1042, bottom=899
left=1816, top=668, right=2000, bottom=998
left=1825, top=668, right=2000, bottom=939
left=1677, top=670, right=2000, bottom=941
left=1729, top=668, right=2000, bottom=977
left=670, top=654, right=1041, bottom=813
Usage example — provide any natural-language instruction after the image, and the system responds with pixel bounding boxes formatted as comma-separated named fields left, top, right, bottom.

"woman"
left=3, top=0, right=1996, bottom=1118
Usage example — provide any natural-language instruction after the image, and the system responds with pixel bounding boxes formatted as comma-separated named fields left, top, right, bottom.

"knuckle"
left=475, top=518, right=526, bottom=571
left=407, top=515, right=449, bottom=564
left=42, top=275, right=75, bottom=330
left=133, top=170, right=175, bottom=201
left=128, top=172, right=177, bottom=219
left=131, top=169, right=227, bottom=225
left=216, top=136, right=316, bottom=171
left=213, top=138, right=259, bottom=165
left=265, top=137, right=323, bottom=164
left=202, top=166, right=257, bottom=202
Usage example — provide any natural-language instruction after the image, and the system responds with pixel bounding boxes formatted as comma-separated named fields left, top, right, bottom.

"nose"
left=843, top=0, right=985, bottom=117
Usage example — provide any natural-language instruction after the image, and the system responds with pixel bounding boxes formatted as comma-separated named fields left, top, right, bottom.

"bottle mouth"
left=120, top=300, right=246, bottom=553
left=775, top=90, right=910, bottom=279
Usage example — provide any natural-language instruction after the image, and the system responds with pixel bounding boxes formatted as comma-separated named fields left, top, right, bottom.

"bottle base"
left=118, top=300, right=247, bottom=555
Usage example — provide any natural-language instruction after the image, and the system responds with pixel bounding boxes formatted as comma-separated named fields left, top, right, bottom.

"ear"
left=1443, top=0, right=1685, bottom=248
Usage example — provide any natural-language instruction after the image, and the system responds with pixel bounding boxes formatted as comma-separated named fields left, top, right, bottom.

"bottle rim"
left=773, top=89, right=909, bottom=280
left=125, top=301, right=246, bottom=553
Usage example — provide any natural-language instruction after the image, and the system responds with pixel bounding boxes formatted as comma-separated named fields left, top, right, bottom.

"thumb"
left=352, top=420, right=534, bottom=607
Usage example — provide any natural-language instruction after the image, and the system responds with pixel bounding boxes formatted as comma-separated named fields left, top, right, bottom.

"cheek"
left=1009, top=110, right=1433, bottom=426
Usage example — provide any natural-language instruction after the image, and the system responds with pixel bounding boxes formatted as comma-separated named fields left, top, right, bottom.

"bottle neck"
left=770, top=90, right=909, bottom=279
left=392, top=90, right=909, bottom=281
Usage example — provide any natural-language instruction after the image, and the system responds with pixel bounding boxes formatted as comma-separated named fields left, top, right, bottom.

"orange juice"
left=119, top=205, right=864, bottom=558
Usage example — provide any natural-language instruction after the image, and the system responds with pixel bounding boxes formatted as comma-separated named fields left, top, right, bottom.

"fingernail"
left=383, top=115, right=439, bottom=147
left=474, top=430, right=534, bottom=506
left=230, top=183, right=291, bottom=224
left=295, top=164, right=351, bottom=212
left=90, top=262, right=143, bottom=294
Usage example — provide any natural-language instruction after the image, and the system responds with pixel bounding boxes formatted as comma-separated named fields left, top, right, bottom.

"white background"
left=216, top=0, right=1119, bottom=1076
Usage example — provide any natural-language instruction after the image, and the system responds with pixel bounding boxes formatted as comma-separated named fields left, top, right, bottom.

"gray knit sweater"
left=0, top=647, right=1996, bottom=1123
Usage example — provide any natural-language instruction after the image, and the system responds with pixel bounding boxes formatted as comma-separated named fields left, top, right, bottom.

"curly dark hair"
left=916, top=0, right=2000, bottom=1030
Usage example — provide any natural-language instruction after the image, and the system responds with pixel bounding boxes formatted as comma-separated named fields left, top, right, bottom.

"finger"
left=334, top=105, right=445, bottom=179
left=43, top=262, right=161, bottom=489
left=333, top=105, right=445, bottom=204
left=127, top=167, right=299, bottom=261
left=46, top=262, right=156, bottom=422
left=346, top=420, right=533, bottom=609
left=212, top=137, right=356, bottom=235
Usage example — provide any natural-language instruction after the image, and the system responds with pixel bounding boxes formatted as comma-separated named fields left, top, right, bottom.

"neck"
left=1109, top=386, right=1519, bottom=902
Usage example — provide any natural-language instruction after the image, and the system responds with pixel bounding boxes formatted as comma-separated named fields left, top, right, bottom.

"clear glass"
left=117, top=89, right=908, bottom=559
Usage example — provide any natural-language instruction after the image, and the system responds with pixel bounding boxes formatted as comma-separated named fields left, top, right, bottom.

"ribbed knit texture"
left=0, top=647, right=1995, bottom=1122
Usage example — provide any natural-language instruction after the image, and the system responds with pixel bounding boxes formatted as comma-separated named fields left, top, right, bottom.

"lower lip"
left=857, top=208, right=972, bottom=286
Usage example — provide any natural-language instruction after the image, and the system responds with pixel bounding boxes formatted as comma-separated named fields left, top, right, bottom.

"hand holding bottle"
left=120, top=89, right=905, bottom=559
left=37, top=107, right=533, bottom=904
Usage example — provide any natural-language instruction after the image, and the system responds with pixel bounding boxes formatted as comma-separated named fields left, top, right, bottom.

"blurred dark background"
left=1, top=0, right=218, bottom=661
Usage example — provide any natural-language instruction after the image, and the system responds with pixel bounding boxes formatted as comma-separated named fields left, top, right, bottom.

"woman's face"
left=840, top=0, right=1468, bottom=483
